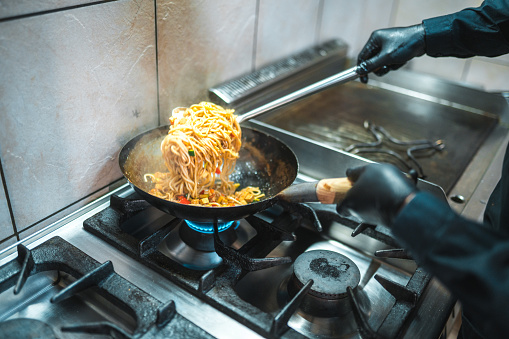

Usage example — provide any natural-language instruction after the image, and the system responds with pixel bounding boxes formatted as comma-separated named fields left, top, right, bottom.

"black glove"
left=357, top=24, right=426, bottom=83
left=337, top=163, right=417, bottom=227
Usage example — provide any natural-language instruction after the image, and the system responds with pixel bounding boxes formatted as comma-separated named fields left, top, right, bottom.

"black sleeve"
left=392, top=191, right=509, bottom=338
left=423, top=0, right=509, bottom=58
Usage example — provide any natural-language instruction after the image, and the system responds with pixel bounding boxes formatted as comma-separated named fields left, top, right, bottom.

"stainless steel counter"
left=0, top=125, right=457, bottom=338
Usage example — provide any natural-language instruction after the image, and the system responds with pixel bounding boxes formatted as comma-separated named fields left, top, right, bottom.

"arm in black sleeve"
left=424, top=0, right=509, bottom=58
left=392, top=192, right=509, bottom=338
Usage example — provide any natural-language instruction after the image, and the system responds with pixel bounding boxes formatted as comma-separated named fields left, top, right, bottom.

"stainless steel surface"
left=256, top=76, right=499, bottom=195
left=0, top=271, right=137, bottom=338
left=6, top=64, right=500, bottom=338
left=157, top=220, right=255, bottom=270
left=209, top=39, right=348, bottom=108
left=234, top=233, right=412, bottom=338
left=236, top=66, right=359, bottom=124
left=365, top=71, right=509, bottom=219
left=0, top=186, right=264, bottom=339
left=0, top=124, right=455, bottom=338
left=244, top=69, right=507, bottom=221
left=247, top=120, right=447, bottom=201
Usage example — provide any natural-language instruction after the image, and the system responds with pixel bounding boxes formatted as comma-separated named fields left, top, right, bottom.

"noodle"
left=144, top=102, right=265, bottom=207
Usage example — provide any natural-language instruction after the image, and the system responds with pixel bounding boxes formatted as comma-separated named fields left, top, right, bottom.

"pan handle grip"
left=277, top=177, right=353, bottom=204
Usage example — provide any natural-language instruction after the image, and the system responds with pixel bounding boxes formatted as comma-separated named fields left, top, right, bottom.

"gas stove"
left=1, top=40, right=506, bottom=338
left=0, top=124, right=455, bottom=339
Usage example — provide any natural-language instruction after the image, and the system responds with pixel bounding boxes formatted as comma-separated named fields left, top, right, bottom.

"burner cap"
left=0, top=319, right=57, bottom=338
left=293, top=250, right=360, bottom=300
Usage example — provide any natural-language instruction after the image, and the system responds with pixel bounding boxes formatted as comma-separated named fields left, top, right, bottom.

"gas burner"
left=285, top=249, right=369, bottom=338
left=0, top=319, right=57, bottom=338
left=184, top=220, right=235, bottom=234
left=289, top=250, right=360, bottom=316
left=157, top=220, right=252, bottom=270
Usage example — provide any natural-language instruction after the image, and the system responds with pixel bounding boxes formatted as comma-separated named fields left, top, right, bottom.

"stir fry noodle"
left=144, top=102, right=265, bottom=206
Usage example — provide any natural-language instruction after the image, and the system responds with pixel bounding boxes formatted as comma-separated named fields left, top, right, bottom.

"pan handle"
left=236, top=66, right=360, bottom=124
left=277, top=177, right=353, bottom=204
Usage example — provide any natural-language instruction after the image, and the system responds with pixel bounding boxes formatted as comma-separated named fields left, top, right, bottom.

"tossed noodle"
left=144, top=102, right=265, bottom=206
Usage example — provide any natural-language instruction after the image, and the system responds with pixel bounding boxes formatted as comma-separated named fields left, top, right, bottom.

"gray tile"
left=0, top=0, right=109, bottom=20
left=18, top=187, right=109, bottom=238
left=394, top=0, right=482, bottom=27
left=0, top=0, right=158, bottom=231
left=320, top=0, right=394, bottom=59
left=156, top=0, right=256, bottom=120
left=465, top=59, right=509, bottom=92
left=410, top=56, right=468, bottom=83
left=255, top=0, right=319, bottom=69
left=0, top=177, right=14, bottom=240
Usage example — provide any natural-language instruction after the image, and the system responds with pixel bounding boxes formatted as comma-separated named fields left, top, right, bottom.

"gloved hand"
left=337, top=163, right=418, bottom=227
left=357, top=24, right=426, bottom=83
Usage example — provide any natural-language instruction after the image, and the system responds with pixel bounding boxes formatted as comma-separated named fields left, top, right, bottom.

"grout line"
left=0, top=157, right=19, bottom=241
left=0, top=0, right=120, bottom=23
left=315, top=0, right=325, bottom=44
left=17, top=177, right=125, bottom=235
left=388, top=0, right=400, bottom=26
left=0, top=234, right=18, bottom=247
left=461, top=59, right=472, bottom=83
left=154, top=0, right=161, bottom=125
left=252, top=0, right=260, bottom=72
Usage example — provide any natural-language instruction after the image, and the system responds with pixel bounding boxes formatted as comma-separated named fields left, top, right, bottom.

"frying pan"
left=119, top=125, right=352, bottom=222
left=119, top=67, right=360, bottom=222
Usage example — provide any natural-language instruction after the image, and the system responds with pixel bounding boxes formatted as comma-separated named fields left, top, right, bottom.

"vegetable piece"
left=215, top=167, right=221, bottom=174
left=191, top=199, right=200, bottom=205
left=178, top=196, right=191, bottom=204
left=244, top=193, right=254, bottom=203
left=188, top=149, right=195, bottom=156
left=201, top=197, right=209, bottom=204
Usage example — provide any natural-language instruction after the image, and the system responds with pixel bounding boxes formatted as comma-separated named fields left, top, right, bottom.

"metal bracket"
left=51, top=261, right=115, bottom=303
left=270, top=279, right=314, bottom=337
left=14, top=244, right=35, bottom=295
left=213, top=223, right=292, bottom=271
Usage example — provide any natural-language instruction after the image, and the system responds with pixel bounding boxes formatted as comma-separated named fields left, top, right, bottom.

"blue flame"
left=184, top=220, right=237, bottom=234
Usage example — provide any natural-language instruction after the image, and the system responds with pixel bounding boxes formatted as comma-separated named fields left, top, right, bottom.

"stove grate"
left=0, top=237, right=211, bottom=338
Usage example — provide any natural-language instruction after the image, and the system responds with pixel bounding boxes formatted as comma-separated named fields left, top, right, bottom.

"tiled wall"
left=1, top=0, right=508, bottom=250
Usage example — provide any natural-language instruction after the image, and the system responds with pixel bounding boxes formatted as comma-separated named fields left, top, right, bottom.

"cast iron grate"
left=84, top=193, right=433, bottom=338
left=0, top=236, right=213, bottom=338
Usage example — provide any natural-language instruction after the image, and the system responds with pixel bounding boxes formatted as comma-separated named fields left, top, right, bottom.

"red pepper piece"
left=178, top=196, right=191, bottom=204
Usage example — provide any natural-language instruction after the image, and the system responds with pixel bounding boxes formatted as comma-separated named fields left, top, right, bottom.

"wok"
left=119, top=67, right=360, bottom=222
left=119, top=125, right=352, bottom=223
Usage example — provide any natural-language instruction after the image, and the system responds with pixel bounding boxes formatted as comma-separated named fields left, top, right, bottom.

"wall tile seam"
left=251, top=0, right=261, bottom=72
left=314, top=0, right=325, bottom=44
left=154, top=0, right=162, bottom=126
left=15, top=177, right=124, bottom=235
left=388, top=0, right=400, bottom=27
left=0, top=157, right=17, bottom=239
left=461, top=59, right=473, bottom=83
left=0, top=234, right=17, bottom=246
left=0, top=0, right=119, bottom=23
